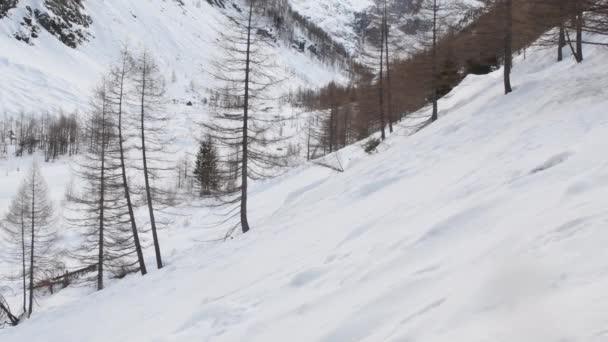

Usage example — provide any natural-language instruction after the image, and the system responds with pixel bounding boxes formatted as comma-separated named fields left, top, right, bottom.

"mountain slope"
left=287, top=0, right=482, bottom=58
left=2, top=34, right=608, bottom=341
left=288, top=0, right=372, bottom=54
left=0, top=0, right=346, bottom=114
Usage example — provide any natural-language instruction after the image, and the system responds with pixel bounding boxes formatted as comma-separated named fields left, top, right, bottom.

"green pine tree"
left=193, top=137, right=220, bottom=196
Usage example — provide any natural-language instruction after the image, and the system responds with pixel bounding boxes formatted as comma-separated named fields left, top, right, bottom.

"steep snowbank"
left=2, top=40, right=608, bottom=341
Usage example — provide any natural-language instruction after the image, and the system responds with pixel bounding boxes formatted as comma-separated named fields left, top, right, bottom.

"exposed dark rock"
left=38, top=0, right=93, bottom=48
left=9, top=0, right=92, bottom=48
left=293, top=38, right=306, bottom=52
left=256, top=28, right=275, bottom=41
left=399, top=17, right=431, bottom=35
left=206, top=0, right=226, bottom=9
left=0, top=0, right=18, bottom=19
left=353, top=11, right=370, bottom=39
left=308, top=44, right=318, bottom=55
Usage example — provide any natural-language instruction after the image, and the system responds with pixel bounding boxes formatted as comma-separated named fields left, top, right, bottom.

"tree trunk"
left=117, top=64, right=147, bottom=276
left=503, top=0, right=513, bottom=94
left=384, top=0, right=394, bottom=133
left=329, top=108, right=335, bottom=152
left=27, top=174, right=35, bottom=318
left=21, top=211, right=26, bottom=314
left=98, top=101, right=107, bottom=291
left=342, top=108, right=348, bottom=147
left=378, top=19, right=386, bottom=140
left=240, top=0, right=254, bottom=234
left=431, top=0, right=439, bottom=120
left=307, top=123, right=311, bottom=160
left=18, top=113, right=23, bottom=157
left=140, top=69, right=163, bottom=269
left=558, top=24, right=565, bottom=62
left=575, top=8, right=583, bottom=62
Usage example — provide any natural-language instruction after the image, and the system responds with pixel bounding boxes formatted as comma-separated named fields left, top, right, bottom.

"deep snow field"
left=1, top=29, right=608, bottom=341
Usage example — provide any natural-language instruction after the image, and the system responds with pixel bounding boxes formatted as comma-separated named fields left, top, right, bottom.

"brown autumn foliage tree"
left=295, top=0, right=608, bottom=149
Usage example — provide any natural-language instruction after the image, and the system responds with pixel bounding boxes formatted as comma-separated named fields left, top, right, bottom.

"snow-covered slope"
left=0, top=0, right=345, bottom=114
left=288, top=0, right=372, bottom=54
left=287, top=0, right=479, bottom=58
left=2, top=35, right=608, bottom=341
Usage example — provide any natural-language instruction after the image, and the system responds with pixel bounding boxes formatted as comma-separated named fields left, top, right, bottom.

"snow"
left=1, top=32, right=608, bottom=341
left=0, top=151, right=71, bottom=219
left=288, top=0, right=372, bottom=54
left=0, top=0, right=346, bottom=115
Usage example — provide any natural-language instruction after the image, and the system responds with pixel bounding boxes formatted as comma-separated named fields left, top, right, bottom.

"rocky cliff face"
left=2, top=0, right=92, bottom=48
left=0, top=0, right=18, bottom=18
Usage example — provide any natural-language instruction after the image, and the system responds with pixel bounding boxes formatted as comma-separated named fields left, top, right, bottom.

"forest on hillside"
left=294, top=0, right=607, bottom=156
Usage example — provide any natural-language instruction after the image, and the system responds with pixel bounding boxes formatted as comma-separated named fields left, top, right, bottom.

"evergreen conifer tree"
left=193, top=137, right=220, bottom=196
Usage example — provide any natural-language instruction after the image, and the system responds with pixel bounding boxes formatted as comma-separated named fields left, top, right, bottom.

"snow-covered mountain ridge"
left=1, top=31, right=607, bottom=342
left=0, top=0, right=348, bottom=115
left=288, top=0, right=373, bottom=54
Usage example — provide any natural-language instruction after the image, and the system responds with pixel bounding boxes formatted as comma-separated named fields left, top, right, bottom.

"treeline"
left=295, top=0, right=608, bottom=154
left=299, top=84, right=365, bottom=158
left=0, top=112, right=79, bottom=161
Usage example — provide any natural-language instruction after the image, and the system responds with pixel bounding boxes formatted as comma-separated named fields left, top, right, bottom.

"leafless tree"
left=69, top=81, right=140, bottom=291
left=203, top=0, right=291, bottom=236
left=107, top=49, right=147, bottom=275
left=22, top=163, right=56, bottom=317
left=382, top=0, right=395, bottom=131
left=131, top=50, right=172, bottom=270
left=359, top=3, right=389, bottom=138
left=2, top=163, right=56, bottom=317
left=2, top=182, right=30, bottom=315
left=414, top=0, right=461, bottom=118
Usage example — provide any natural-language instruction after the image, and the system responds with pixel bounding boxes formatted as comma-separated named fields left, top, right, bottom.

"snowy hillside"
left=2, top=31, right=608, bottom=341
left=0, top=0, right=346, bottom=114
left=288, top=0, right=482, bottom=58
left=288, top=0, right=372, bottom=54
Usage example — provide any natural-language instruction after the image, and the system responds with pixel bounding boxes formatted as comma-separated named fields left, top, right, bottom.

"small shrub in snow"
left=363, top=138, right=381, bottom=154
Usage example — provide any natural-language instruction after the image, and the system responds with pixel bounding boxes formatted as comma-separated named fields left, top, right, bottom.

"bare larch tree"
left=107, top=49, right=147, bottom=275
left=132, top=50, right=171, bottom=269
left=2, top=182, right=31, bottom=315
left=204, top=0, right=290, bottom=236
left=70, top=81, right=140, bottom=291
left=2, top=163, right=56, bottom=317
